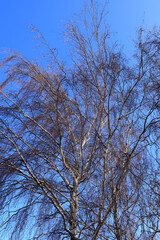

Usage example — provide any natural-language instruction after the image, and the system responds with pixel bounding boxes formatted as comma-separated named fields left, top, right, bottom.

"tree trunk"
left=70, top=179, right=78, bottom=240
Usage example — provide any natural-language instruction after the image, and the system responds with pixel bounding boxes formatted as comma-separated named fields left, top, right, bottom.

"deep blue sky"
left=0, top=0, right=159, bottom=61
left=0, top=1, right=159, bottom=239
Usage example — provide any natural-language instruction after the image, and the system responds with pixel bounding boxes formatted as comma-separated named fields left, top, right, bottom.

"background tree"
left=0, top=2, right=160, bottom=240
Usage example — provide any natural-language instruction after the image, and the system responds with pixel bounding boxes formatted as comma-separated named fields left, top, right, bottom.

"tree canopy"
left=0, top=3, right=160, bottom=240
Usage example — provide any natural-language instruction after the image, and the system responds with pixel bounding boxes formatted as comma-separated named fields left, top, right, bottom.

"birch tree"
left=0, top=3, right=160, bottom=240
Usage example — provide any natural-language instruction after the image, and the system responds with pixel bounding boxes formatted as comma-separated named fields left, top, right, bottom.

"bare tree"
left=0, top=3, right=160, bottom=240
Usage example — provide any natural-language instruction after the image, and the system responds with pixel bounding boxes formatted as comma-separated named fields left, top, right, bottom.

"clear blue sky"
left=0, top=0, right=159, bottom=61
left=0, top=1, right=159, bottom=239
